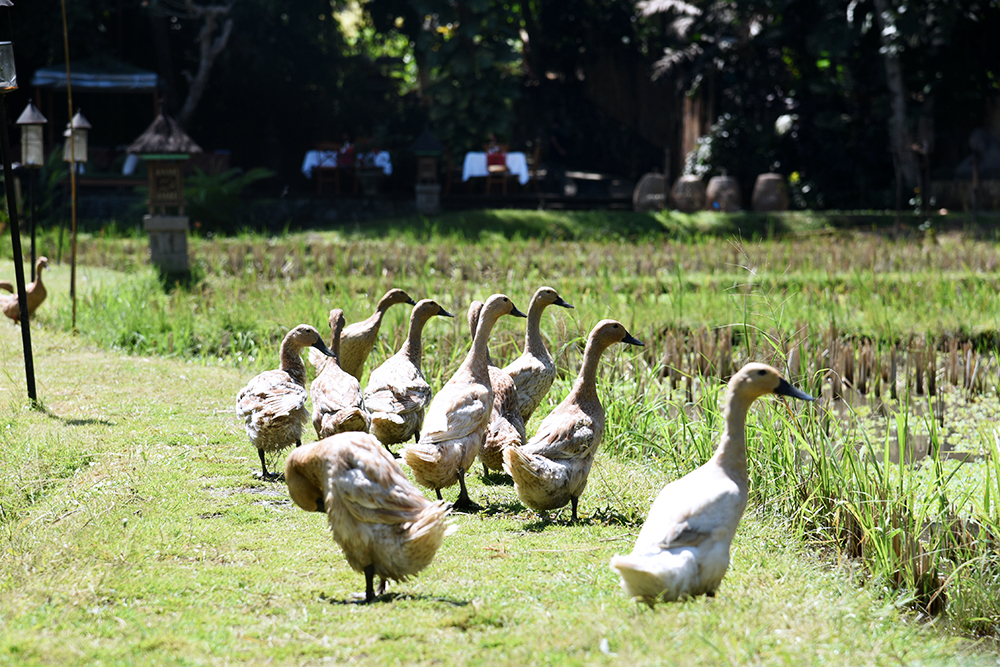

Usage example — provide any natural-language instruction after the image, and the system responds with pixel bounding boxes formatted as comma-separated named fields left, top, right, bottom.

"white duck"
left=466, top=300, right=526, bottom=477
left=402, top=294, right=526, bottom=511
left=336, top=288, right=417, bottom=380
left=502, top=286, right=574, bottom=422
left=609, top=363, right=814, bottom=605
left=236, top=324, right=335, bottom=478
left=364, top=299, right=454, bottom=449
left=285, top=433, right=454, bottom=603
left=504, top=319, right=643, bottom=521
left=310, top=309, right=371, bottom=438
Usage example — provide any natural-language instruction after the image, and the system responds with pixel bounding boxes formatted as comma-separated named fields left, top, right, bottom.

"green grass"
left=2, top=216, right=1000, bottom=661
left=0, top=323, right=993, bottom=665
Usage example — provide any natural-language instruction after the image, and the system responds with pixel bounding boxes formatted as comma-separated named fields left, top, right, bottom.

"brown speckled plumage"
left=0, top=257, right=49, bottom=324
left=364, top=300, right=454, bottom=448
left=502, top=286, right=573, bottom=422
left=285, top=433, right=454, bottom=602
left=236, top=324, right=334, bottom=476
left=337, top=289, right=416, bottom=380
left=310, top=309, right=371, bottom=437
left=504, top=320, right=643, bottom=520
left=402, top=294, right=525, bottom=510
left=466, top=300, right=526, bottom=474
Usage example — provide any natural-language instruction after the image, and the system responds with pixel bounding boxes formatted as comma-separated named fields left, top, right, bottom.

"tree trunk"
left=872, top=0, right=918, bottom=189
left=177, top=2, right=234, bottom=129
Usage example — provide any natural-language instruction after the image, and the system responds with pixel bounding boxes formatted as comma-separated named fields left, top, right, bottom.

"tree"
left=147, top=0, right=235, bottom=129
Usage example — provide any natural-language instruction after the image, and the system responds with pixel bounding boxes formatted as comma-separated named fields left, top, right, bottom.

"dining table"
left=301, top=149, right=393, bottom=178
left=461, top=151, right=530, bottom=185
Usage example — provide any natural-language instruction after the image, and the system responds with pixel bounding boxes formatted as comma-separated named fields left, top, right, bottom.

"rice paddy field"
left=2, top=209, right=1000, bottom=664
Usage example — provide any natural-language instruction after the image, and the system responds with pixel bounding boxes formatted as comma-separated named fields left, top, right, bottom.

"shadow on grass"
left=515, top=505, right=645, bottom=532
left=480, top=470, right=513, bottom=486
left=37, top=404, right=114, bottom=427
left=319, top=591, right=469, bottom=607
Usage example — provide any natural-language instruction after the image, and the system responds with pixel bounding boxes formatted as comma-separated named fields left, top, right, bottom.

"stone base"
left=415, top=183, right=441, bottom=215
left=144, top=215, right=190, bottom=274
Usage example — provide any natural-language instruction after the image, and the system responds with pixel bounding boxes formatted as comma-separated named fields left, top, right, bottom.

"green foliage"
left=184, top=167, right=276, bottom=233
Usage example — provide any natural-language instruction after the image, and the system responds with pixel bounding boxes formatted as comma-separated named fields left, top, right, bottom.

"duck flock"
left=236, top=287, right=814, bottom=606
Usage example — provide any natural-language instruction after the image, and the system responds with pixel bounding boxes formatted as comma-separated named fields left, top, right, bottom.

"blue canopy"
left=31, top=59, right=158, bottom=92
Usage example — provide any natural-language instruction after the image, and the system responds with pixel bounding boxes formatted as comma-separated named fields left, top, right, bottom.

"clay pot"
left=751, top=173, right=789, bottom=212
left=632, top=173, right=668, bottom=211
left=705, top=176, right=742, bottom=212
left=670, top=175, right=706, bottom=213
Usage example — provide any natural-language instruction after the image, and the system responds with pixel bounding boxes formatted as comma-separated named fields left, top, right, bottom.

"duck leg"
left=482, top=462, right=489, bottom=478
left=364, top=564, right=376, bottom=603
left=452, top=469, right=482, bottom=513
left=435, top=488, right=443, bottom=501
left=258, top=450, right=276, bottom=479
left=570, top=496, right=579, bottom=523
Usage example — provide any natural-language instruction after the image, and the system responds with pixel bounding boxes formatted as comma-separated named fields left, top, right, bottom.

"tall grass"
left=7, top=222, right=1000, bottom=637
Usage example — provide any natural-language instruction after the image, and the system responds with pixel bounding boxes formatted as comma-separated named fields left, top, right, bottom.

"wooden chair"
left=484, top=144, right=509, bottom=195
left=523, top=139, right=543, bottom=194
left=314, top=142, right=342, bottom=195
left=443, top=149, right=468, bottom=196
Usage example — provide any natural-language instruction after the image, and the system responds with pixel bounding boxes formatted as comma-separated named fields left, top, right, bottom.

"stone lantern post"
left=409, top=129, right=445, bottom=215
left=127, top=114, right=202, bottom=276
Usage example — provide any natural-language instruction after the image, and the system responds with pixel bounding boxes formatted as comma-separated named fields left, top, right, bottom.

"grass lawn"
left=0, top=307, right=994, bottom=664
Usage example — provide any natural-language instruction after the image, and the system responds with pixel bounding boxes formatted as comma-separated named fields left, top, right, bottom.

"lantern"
left=16, top=100, right=46, bottom=167
left=62, top=110, right=91, bottom=163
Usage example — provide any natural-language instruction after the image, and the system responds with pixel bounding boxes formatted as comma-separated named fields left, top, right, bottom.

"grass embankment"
left=0, top=322, right=988, bottom=665
left=1, top=212, right=1000, bottom=658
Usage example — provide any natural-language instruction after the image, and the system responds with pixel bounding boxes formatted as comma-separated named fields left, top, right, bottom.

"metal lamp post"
left=16, top=99, right=46, bottom=281
left=0, top=2, right=38, bottom=402
left=62, top=109, right=89, bottom=331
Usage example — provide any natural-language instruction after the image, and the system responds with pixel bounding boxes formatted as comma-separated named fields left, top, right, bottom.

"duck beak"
left=312, top=339, right=336, bottom=358
left=554, top=296, right=574, bottom=309
left=438, top=307, right=455, bottom=318
left=622, top=332, right=644, bottom=347
left=775, top=377, right=815, bottom=401
left=509, top=304, right=528, bottom=318
left=406, top=297, right=417, bottom=305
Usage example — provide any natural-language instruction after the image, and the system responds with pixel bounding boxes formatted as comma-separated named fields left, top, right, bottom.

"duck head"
left=533, top=286, right=574, bottom=310
left=36, top=256, right=49, bottom=274
left=412, top=298, right=454, bottom=322
left=379, top=288, right=417, bottom=309
left=414, top=299, right=454, bottom=322
left=286, top=323, right=335, bottom=357
left=483, top=293, right=527, bottom=320
left=590, top=319, right=644, bottom=349
left=728, top=362, right=814, bottom=402
left=285, top=443, right=327, bottom=513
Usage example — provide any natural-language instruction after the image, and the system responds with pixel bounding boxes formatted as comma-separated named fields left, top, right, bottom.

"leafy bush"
left=185, top=167, right=275, bottom=233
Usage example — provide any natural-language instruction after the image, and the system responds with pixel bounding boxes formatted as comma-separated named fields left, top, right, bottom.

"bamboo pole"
left=60, top=0, right=77, bottom=332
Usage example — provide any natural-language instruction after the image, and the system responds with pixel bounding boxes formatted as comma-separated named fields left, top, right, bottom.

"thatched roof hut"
left=127, top=114, right=202, bottom=154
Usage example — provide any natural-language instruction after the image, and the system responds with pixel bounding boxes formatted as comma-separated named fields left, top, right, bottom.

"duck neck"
left=712, top=388, right=753, bottom=486
left=279, top=343, right=307, bottom=387
left=329, top=320, right=343, bottom=362
left=569, top=336, right=609, bottom=405
left=523, top=298, right=550, bottom=360
left=400, top=313, right=429, bottom=369
left=466, top=308, right=502, bottom=380
left=34, top=264, right=45, bottom=287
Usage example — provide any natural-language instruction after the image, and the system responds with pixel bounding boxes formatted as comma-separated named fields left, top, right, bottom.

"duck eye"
left=613, top=324, right=619, bottom=329
left=757, top=370, right=767, bottom=376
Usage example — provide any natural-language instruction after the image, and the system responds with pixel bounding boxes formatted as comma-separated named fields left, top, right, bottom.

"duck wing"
left=237, top=370, right=306, bottom=421
left=330, top=444, right=427, bottom=524
left=419, top=383, right=490, bottom=444
left=365, top=362, right=431, bottom=415
left=523, top=405, right=597, bottom=460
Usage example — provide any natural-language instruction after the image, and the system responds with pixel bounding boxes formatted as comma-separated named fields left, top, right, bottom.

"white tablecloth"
left=301, top=150, right=392, bottom=177
left=462, top=151, right=529, bottom=185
